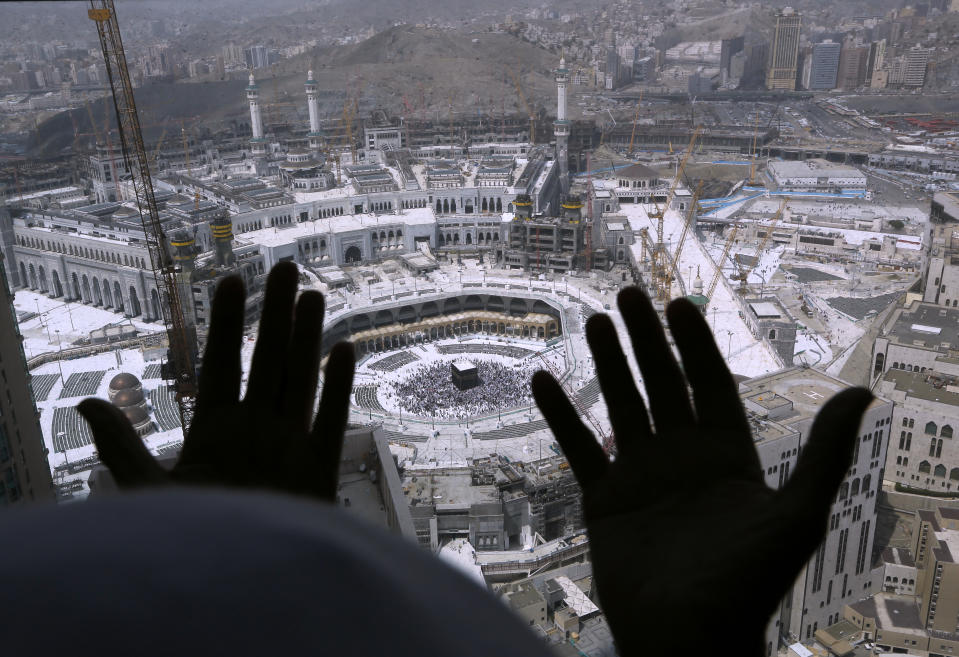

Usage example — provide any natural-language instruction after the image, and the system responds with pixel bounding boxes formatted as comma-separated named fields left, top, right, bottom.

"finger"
left=585, top=314, right=651, bottom=454
left=196, top=275, right=245, bottom=410
left=776, top=387, right=873, bottom=558
left=532, top=370, right=607, bottom=487
left=245, top=262, right=299, bottom=409
left=617, top=287, right=694, bottom=433
left=283, top=291, right=325, bottom=430
left=307, top=341, right=356, bottom=501
left=667, top=298, right=758, bottom=473
left=78, top=398, right=167, bottom=488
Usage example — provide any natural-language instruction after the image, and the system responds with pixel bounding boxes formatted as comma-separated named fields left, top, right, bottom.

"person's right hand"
left=78, top=262, right=355, bottom=501
left=532, top=287, right=873, bottom=656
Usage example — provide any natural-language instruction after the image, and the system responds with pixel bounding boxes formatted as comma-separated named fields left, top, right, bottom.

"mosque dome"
left=121, top=405, right=154, bottom=437
left=109, top=372, right=142, bottom=392
left=112, top=388, right=145, bottom=408
left=122, top=405, right=149, bottom=425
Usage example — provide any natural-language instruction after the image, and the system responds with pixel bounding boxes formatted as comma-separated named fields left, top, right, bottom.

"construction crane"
left=705, top=225, right=739, bottom=306
left=648, top=126, right=701, bottom=301
left=342, top=96, right=358, bottom=167
left=661, top=182, right=703, bottom=303
left=181, top=123, right=201, bottom=213
left=732, top=197, right=788, bottom=294
left=627, top=91, right=643, bottom=156
left=87, top=0, right=197, bottom=429
left=152, top=125, right=168, bottom=164
left=509, top=69, right=535, bottom=145
left=448, top=94, right=456, bottom=157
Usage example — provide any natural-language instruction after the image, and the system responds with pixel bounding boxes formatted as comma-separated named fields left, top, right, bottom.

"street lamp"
left=65, top=298, right=75, bottom=330
left=57, top=432, right=68, bottom=469
left=726, top=330, right=734, bottom=360
left=55, top=330, right=65, bottom=386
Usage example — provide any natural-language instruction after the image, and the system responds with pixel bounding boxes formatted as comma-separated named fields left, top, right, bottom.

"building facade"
left=767, top=8, right=802, bottom=91
left=0, top=231, right=54, bottom=505
left=808, top=41, right=841, bottom=90
left=739, top=368, right=891, bottom=653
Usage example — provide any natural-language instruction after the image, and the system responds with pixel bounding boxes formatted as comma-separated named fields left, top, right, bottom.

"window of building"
left=926, top=421, right=938, bottom=435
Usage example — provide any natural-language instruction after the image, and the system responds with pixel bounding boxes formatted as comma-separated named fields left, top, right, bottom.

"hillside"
left=274, top=25, right=562, bottom=115
left=658, top=7, right=777, bottom=49
left=30, top=26, right=564, bottom=158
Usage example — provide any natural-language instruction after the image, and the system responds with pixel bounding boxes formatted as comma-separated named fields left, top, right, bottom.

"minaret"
left=554, top=57, right=570, bottom=195
left=305, top=70, right=321, bottom=152
left=247, top=72, right=265, bottom=155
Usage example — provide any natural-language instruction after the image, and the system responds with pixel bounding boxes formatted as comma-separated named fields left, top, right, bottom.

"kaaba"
left=451, top=360, right=479, bottom=390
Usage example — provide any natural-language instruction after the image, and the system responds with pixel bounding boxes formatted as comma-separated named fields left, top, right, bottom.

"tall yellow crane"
left=509, top=69, right=535, bottom=145
left=181, top=123, right=201, bottom=213
left=342, top=96, right=358, bottom=166
left=152, top=125, right=168, bottom=163
left=749, top=108, right=761, bottom=185
left=649, top=126, right=701, bottom=300
left=448, top=94, right=455, bottom=156
left=706, top=225, right=739, bottom=306
left=88, top=0, right=197, bottom=428
left=733, top=197, right=788, bottom=294
left=661, top=182, right=703, bottom=302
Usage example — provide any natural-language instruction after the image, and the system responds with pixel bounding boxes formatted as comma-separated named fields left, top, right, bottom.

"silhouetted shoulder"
left=0, top=489, right=553, bottom=657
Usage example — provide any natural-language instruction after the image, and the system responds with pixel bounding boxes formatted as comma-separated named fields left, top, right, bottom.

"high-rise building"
left=837, top=40, right=869, bottom=90
left=865, top=39, right=886, bottom=87
left=808, top=40, right=841, bottom=90
left=720, top=36, right=745, bottom=84
left=604, top=47, right=621, bottom=90
left=767, top=7, right=802, bottom=90
left=739, top=368, right=891, bottom=653
left=244, top=45, right=270, bottom=70
left=866, top=39, right=886, bottom=87
left=741, top=41, right=769, bottom=89
left=0, top=210, right=54, bottom=506
left=222, top=44, right=243, bottom=66
left=905, top=46, right=931, bottom=87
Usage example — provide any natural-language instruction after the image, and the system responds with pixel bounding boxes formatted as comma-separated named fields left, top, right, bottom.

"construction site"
left=5, top=4, right=958, bottom=657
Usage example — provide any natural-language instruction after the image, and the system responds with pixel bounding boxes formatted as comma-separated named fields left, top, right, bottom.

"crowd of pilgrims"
left=385, top=360, right=534, bottom=420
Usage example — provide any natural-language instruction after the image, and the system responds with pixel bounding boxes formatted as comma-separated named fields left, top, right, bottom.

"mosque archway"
left=344, top=246, right=362, bottom=263
left=128, top=286, right=142, bottom=317
left=114, top=281, right=124, bottom=312
left=52, top=270, right=63, bottom=298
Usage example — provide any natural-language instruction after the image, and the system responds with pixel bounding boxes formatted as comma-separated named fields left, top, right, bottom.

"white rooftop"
left=237, top=207, right=436, bottom=248
left=911, top=324, right=942, bottom=335
left=750, top=302, right=783, bottom=319
left=553, top=575, right=599, bottom=617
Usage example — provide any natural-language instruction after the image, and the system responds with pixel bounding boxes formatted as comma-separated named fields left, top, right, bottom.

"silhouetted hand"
left=532, top=287, right=872, bottom=656
left=78, top=262, right=355, bottom=501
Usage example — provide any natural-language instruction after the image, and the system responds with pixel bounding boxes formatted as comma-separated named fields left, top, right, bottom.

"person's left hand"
left=78, top=262, right=355, bottom=501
